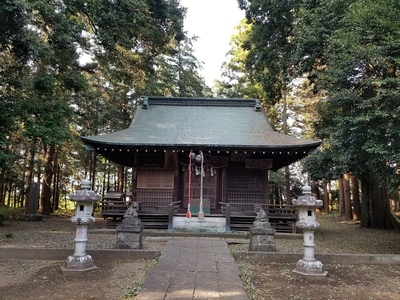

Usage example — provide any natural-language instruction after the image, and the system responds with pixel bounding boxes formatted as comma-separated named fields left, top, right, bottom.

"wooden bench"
left=220, top=202, right=297, bottom=233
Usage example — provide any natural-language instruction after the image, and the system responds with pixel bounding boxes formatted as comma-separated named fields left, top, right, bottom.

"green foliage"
left=0, top=0, right=188, bottom=209
left=123, top=281, right=142, bottom=299
left=215, top=20, right=267, bottom=100
left=238, top=0, right=300, bottom=105
left=311, top=0, right=400, bottom=180
left=238, top=261, right=259, bottom=300
left=146, top=36, right=212, bottom=97
left=234, top=0, right=399, bottom=227
left=0, top=206, right=25, bottom=220
left=292, top=0, right=400, bottom=228
left=123, top=258, right=158, bottom=299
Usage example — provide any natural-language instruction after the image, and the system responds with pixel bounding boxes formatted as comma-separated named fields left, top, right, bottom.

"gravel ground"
left=230, top=214, right=400, bottom=254
left=0, top=215, right=166, bottom=251
left=1, top=213, right=400, bottom=300
left=1, top=213, right=399, bottom=254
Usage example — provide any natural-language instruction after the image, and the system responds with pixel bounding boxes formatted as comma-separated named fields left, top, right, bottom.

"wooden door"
left=183, top=167, right=218, bottom=213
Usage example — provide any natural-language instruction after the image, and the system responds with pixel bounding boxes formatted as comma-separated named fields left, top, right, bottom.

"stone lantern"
left=291, top=185, right=328, bottom=278
left=61, top=179, right=101, bottom=274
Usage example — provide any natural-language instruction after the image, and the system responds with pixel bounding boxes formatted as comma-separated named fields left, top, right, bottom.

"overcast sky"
left=180, top=0, right=245, bottom=86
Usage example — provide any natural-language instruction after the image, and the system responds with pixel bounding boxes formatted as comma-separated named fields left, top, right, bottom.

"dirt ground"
left=240, top=262, right=400, bottom=300
left=0, top=259, right=153, bottom=300
left=1, top=258, right=400, bottom=300
left=1, top=215, right=400, bottom=299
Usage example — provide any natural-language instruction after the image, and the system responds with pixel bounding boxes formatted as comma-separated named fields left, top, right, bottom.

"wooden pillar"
left=265, top=170, right=270, bottom=204
left=221, top=167, right=227, bottom=204
left=131, top=153, right=138, bottom=201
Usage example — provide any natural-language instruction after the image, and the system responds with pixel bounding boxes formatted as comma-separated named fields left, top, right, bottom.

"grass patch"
left=0, top=206, right=25, bottom=220
left=238, top=261, right=259, bottom=300
left=123, top=281, right=142, bottom=300
left=122, top=259, right=158, bottom=299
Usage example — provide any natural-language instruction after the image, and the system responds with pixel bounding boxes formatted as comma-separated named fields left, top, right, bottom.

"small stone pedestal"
left=62, top=179, right=101, bottom=274
left=249, top=206, right=276, bottom=252
left=116, top=202, right=144, bottom=249
left=292, top=185, right=328, bottom=279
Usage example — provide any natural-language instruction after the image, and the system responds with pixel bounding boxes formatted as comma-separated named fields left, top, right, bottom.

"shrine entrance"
left=183, top=167, right=219, bottom=215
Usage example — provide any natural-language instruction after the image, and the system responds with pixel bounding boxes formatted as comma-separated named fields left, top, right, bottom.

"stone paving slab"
left=135, top=237, right=249, bottom=300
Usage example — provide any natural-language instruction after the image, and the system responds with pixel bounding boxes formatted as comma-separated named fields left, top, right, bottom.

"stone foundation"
left=172, top=216, right=227, bottom=233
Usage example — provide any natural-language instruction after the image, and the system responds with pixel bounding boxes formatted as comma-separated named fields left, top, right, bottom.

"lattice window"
left=136, top=189, right=173, bottom=204
left=227, top=167, right=265, bottom=204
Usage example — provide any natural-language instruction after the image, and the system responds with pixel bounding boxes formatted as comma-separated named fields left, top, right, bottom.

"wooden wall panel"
left=137, top=170, right=174, bottom=189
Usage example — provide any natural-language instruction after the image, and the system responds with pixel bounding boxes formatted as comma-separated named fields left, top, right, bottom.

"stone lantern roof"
left=292, top=185, right=323, bottom=207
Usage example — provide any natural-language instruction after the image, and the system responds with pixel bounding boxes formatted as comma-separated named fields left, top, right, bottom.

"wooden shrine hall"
left=81, top=96, right=321, bottom=232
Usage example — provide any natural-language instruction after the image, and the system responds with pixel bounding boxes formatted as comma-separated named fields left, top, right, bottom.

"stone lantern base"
left=249, top=221, right=277, bottom=252
left=292, top=259, right=328, bottom=279
left=61, top=255, right=97, bottom=274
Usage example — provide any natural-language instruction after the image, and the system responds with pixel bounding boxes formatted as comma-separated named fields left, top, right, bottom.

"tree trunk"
left=118, top=165, right=124, bottom=191
left=338, top=178, right=345, bottom=217
left=7, top=181, right=12, bottom=206
left=282, top=88, right=291, bottom=205
left=52, top=159, right=60, bottom=211
left=328, top=181, right=333, bottom=211
left=360, top=174, right=400, bottom=229
left=343, top=173, right=352, bottom=221
left=102, top=165, right=106, bottom=198
left=351, top=175, right=361, bottom=221
left=285, top=166, right=291, bottom=205
left=91, top=152, right=97, bottom=190
left=323, top=180, right=329, bottom=214
left=106, top=163, right=111, bottom=192
left=0, top=169, right=5, bottom=205
left=39, top=144, right=55, bottom=215
left=25, top=143, right=36, bottom=209
left=274, top=185, right=281, bottom=205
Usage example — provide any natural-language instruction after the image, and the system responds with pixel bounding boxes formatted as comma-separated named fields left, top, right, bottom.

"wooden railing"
left=100, top=192, right=180, bottom=230
left=219, top=202, right=298, bottom=233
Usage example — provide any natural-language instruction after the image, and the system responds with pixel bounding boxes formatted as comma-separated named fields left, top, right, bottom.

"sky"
left=180, top=0, right=245, bottom=86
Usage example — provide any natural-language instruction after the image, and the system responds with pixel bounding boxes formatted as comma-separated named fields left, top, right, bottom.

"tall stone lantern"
left=61, top=179, right=101, bottom=274
left=291, top=185, right=328, bottom=278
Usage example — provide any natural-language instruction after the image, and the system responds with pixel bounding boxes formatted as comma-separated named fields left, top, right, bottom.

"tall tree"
left=238, top=0, right=299, bottom=104
left=0, top=0, right=187, bottom=212
left=238, top=0, right=304, bottom=204
left=146, top=35, right=212, bottom=97
left=297, top=0, right=400, bottom=228
left=215, top=20, right=266, bottom=100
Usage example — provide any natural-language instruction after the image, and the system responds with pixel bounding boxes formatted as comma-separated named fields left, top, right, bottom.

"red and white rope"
left=186, top=150, right=193, bottom=218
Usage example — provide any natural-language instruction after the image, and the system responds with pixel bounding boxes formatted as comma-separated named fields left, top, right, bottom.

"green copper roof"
left=82, top=97, right=320, bottom=150
left=81, top=97, right=321, bottom=169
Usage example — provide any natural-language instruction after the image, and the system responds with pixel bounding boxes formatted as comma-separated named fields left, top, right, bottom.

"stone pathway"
left=136, top=237, right=249, bottom=300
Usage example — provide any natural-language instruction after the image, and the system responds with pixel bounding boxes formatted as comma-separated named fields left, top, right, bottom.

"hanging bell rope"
left=186, top=150, right=193, bottom=218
